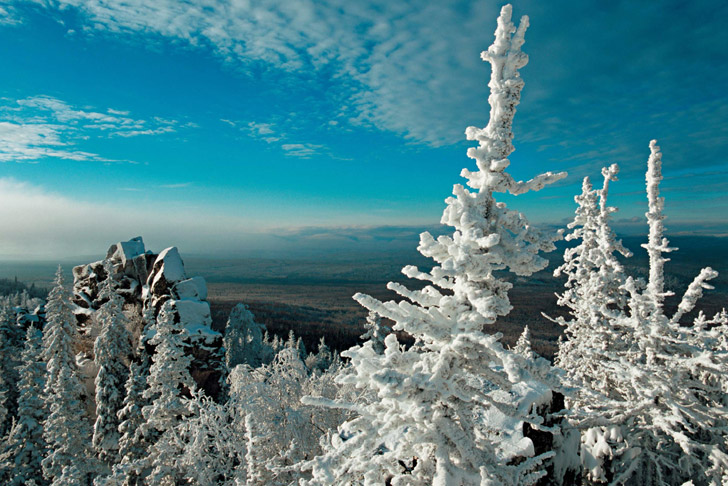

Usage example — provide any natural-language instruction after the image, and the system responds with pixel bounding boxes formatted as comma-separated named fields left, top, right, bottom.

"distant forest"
left=0, top=277, right=47, bottom=300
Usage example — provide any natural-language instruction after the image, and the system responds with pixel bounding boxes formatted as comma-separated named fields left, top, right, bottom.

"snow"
left=108, top=236, right=146, bottom=267
left=72, top=259, right=105, bottom=282
left=173, top=277, right=208, bottom=301
left=174, top=299, right=212, bottom=328
left=8, top=5, right=725, bottom=486
left=153, top=246, right=186, bottom=285
left=184, top=322, right=220, bottom=341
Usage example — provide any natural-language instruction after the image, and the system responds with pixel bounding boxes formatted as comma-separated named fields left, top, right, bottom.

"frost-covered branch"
left=671, top=267, right=718, bottom=324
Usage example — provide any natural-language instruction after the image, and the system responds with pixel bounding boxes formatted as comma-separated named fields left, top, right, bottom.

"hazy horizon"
left=3, top=233, right=726, bottom=290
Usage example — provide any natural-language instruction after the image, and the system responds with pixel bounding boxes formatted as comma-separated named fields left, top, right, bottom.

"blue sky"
left=0, top=0, right=726, bottom=259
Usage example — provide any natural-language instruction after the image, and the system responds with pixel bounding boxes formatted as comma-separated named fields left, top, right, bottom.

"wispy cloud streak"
left=0, top=95, right=186, bottom=163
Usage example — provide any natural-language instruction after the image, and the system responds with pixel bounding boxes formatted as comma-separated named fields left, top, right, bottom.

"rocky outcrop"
left=71, top=237, right=224, bottom=396
left=141, top=244, right=224, bottom=396
left=72, top=236, right=155, bottom=328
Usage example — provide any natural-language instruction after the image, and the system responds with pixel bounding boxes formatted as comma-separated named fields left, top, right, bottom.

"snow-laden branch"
left=671, top=267, right=718, bottom=324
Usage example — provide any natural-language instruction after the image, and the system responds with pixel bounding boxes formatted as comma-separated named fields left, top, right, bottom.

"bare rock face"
left=71, top=237, right=224, bottom=396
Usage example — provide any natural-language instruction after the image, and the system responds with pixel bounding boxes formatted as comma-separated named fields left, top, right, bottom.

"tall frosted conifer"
left=93, top=271, right=133, bottom=467
left=0, top=376, right=7, bottom=434
left=142, top=301, right=195, bottom=437
left=141, top=300, right=195, bottom=484
left=42, top=267, right=93, bottom=486
left=0, top=301, right=22, bottom=434
left=616, top=141, right=727, bottom=485
left=102, top=360, right=150, bottom=486
left=303, top=5, right=568, bottom=485
left=117, top=361, right=147, bottom=466
left=1, top=326, right=47, bottom=486
left=551, top=165, right=632, bottom=398
left=224, top=303, right=266, bottom=369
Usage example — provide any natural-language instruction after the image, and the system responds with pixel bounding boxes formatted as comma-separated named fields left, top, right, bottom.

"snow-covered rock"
left=152, top=247, right=185, bottom=284
left=71, top=237, right=224, bottom=398
left=172, top=277, right=207, bottom=301
left=142, top=245, right=223, bottom=396
left=72, top=237, right=156, bottom=326
left=175, top=300, right=213, bottom=333
left=106, top=236, right=145, bottom=266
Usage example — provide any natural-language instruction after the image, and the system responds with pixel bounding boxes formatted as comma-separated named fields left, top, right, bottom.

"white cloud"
left=0, top=5, right=22, bottom=25
left=15, top=95, right=178, bottom=136
left=249, top=122, right=274, bottom=136
left=0, top=121, right=109, bottom=162
left=281, top=143, right=322, bottom=159
left=246, top=121, right=280, bottom=143
left=107, top=108, right=130, bottom=116
left=0, top=178, right=261, bottom=259
left=9, top=0, right=503, bottom=146
left=158, top=182, right=191, bottom=189
left=0, top=95, right=187, bottom=163
left=237, top=119, right=325, bottom=157
left=114, top=126, right=176, bottom=137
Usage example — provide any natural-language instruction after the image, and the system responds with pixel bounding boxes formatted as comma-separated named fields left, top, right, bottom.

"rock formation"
left=71, top=237, right=224, bottom=396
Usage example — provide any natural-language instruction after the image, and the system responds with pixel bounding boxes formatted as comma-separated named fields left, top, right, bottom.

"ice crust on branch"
left=304, top=6, right=571, bottom=485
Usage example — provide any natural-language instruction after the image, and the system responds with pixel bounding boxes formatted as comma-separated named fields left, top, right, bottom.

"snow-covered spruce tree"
left=99, top=307, right=157, bottom=486
left=614, top=141, right=728, bottom=485
left=140, top=300, right=196, bottom=484
left=360, top=310, right=390, bottom=355
left=230, top=344, right=347, bottom=484
left=302, top=6, right=571, bottom=485
left=224, top=302, right=267, bottom=369
left=0, top=300, right=23, bottom=434
left=514, top=325, right=535, bottom=360
left=42, top=267, right=94, bottom=486
left=100, top=360, right=148, bottom=486
left=548, top=165, right=638, bottom=485
left=0, top=376, right=8, bottom=434
left=562, top=142, right=728, bottom=485
left=1, top=325, right=47, bottom=486
left=155, top=390, right=244, bottom=486
left=282, top=329, right=307, bottom=361
left=117, top=364, right=146, bottom=463
left=550, top=165, right=632, bottom=399
left=93, top=272, right=133, bottom=468
left=305, top=337, right=334, bottom=373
